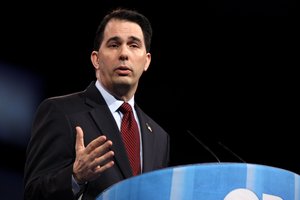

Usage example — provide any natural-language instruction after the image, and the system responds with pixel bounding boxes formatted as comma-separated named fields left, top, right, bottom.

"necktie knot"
left=119, top=102, right=133, bottom=114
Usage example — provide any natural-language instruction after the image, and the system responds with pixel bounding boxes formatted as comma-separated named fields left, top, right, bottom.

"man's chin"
left=114, top=76, right=132, bottom=85
left=113, top=80, right=131, bottom=89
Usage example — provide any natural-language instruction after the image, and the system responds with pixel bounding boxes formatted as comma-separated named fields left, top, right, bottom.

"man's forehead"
left=103, top=19, right=143, bottom=40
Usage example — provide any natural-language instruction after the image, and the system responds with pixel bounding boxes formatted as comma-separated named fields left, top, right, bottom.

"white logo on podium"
left=224, top=188, right=283, bottom=200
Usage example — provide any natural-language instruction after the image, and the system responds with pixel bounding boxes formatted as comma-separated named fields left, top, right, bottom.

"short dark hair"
left=93, top=8, right=152, bottom=52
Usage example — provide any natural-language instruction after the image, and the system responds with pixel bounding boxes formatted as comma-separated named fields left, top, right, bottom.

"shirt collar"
left=95, top=80, right=135, bottom=113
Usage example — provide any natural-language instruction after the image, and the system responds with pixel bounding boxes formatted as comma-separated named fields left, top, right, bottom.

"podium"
left=96, top=163, right=300, bottom=200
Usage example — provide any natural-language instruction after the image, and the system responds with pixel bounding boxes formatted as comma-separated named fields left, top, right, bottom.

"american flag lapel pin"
left=146, top=123, right=152, bottom=132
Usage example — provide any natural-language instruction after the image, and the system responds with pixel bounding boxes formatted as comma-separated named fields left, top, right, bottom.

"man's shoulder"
left=47, top=91, right=83, bottom=101
left=43, top=90, right=83, bottom=104
left=36, top=91, right=85, bottom=114
left=41, top=81, right=96, bottom=106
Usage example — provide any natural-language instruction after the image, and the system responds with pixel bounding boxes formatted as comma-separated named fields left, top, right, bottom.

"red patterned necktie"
left=119, top=102, right=141, bottom=175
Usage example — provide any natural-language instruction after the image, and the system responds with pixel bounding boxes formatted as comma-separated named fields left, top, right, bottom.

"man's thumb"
left=75, top=126, right=85, bottom=151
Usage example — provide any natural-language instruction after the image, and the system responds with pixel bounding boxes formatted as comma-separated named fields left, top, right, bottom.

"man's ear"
left=144, top=53, right=151, bottom=71
left=91, top=51, right=100, bottom=69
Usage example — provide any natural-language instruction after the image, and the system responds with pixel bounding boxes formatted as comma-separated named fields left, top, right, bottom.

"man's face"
left=94, top=19, right=151, bottom=94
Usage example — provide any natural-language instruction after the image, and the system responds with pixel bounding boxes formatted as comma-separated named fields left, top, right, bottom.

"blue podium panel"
left=96, top=163, right=300, bottom=200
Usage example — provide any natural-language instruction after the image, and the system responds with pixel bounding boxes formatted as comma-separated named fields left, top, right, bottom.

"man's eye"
left=109, top=44, right=119, bottom=48
left=130, top=44, right=139, bottom=48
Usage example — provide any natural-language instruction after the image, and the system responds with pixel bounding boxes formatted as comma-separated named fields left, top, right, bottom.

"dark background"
left=0, top=1, right=294, bottom=200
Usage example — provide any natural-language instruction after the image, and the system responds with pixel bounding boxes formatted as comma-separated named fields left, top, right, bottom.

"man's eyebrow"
left=106, top=36, right=121, bottom=43
left=106, top=36, right=143, bottom=44
left=128, top=36, right=142, bottom=43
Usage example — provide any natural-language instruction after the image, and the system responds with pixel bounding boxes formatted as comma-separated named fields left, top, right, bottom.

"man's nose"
left=119, top=46, right=129, bottom=61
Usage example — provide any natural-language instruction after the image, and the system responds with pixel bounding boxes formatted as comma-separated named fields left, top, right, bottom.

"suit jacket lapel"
left=135, top=105, right=155, bottom=173
left=84, top=82, right=133, bottom=178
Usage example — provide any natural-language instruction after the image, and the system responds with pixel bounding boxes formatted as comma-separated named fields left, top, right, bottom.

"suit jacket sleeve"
left=24, top=98, right=77, bottom=200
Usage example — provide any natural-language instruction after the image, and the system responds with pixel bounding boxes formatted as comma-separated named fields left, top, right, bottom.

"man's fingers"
left=91, top=140, right=113, bottom=158
left=75, top=126, right=85, bottom=152
left=93, top=160, right=115, bottom=174
left=91, top=150, right=114, bottom=169
left=85, top=135, right=107, bottom=154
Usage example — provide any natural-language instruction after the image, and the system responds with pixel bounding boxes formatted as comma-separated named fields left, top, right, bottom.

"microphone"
left=187, top=130, right=246, bottom=163
left=186, top=130, right=221, bottom=163
left=217, top=141, right=246, bottom=163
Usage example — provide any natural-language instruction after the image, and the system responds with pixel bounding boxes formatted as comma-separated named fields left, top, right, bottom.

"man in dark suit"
left=24, top=8, right=170, bottom=200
